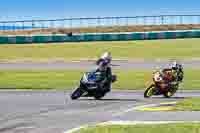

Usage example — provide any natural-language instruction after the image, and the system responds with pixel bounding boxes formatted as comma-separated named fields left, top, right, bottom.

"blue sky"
left=0, top=0, right=200, bottom=21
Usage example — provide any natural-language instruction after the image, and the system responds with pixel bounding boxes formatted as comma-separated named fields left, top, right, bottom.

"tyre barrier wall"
left=0, top=30, right=200, bottom=44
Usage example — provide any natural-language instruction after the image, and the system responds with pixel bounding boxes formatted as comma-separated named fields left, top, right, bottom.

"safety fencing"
left=1, top=15, right=200, bottom=31
left=0, top=30, right=200, bottom=44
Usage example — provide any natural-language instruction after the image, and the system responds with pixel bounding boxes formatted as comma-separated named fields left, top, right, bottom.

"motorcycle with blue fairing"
left=71, top=70, right=117, bottom=100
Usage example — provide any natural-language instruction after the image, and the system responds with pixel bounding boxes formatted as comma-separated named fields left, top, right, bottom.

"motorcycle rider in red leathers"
left=161, top=61, right=184, bottom=92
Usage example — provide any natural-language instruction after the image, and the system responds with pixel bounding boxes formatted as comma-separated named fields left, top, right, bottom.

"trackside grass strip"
left=74, top=123, right=200, bottom=133
left=174, top=97, right=200, bottom=111
left=0, top=69, right=199, bottom=90
left=0, top=38, right=200, bottom=61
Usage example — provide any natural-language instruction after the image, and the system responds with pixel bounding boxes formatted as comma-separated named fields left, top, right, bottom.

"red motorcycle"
left=144, top=70, right=178, bottom=98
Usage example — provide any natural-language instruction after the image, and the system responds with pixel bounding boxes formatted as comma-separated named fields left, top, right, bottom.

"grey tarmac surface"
left=0, top=60, right=199, bottom=70
left=0, top=90, right=200, bottom=133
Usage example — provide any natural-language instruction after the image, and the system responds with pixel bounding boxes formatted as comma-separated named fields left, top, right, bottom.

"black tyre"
left=71, top=87, right=83, bottom=100
left=164, top=84, right=179, bottom=98
left=144, top=84, right=155, bottom=98
left=163, top=91, right=173, bottom=98
left=94, top=92, right=105, bottom=100
left=94, top=95, right=104, bottom=100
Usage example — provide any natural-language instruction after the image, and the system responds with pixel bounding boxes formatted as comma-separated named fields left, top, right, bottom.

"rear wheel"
left=164, top=84, right=178, bottom=98
left=71, top=87, right=84, bottom=100
left=144, top=84, right=155, bottom=98
left=94, top=91, right=105, bottom=100
left=164, top=91, right=173, bottom=98
left=94, top=95, right=104, bottom=100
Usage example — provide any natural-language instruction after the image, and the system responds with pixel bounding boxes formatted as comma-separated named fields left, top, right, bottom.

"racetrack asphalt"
left=0, top=60, right=199, bottom=70
left=0, top=60, right=200, bottom=133
left=0, top=90, right=200, bottom=133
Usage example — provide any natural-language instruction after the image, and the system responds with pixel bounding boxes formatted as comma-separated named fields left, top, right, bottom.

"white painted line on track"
left=112, top=106, right=139, bottom=117
left=64, top=102, right=179, bottom=133
left=63, top=125, right=89, bottom=133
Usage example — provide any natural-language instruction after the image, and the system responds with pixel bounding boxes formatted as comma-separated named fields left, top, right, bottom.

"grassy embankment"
left=0, top=38, right=199, bottom=61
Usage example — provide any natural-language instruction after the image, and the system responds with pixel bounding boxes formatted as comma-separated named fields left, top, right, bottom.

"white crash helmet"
left=101, top=52, right=112, bottom=61
left=170, top=61, right=178, bottom=70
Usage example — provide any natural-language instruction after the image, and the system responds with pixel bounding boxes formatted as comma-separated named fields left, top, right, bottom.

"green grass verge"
left=0, top=38, right=200, bottom=61
left=0, top=69, right=199, bottom=90
left=75, top=123, right=200, bottom=133
left=174, top=97, right=200, bottom=111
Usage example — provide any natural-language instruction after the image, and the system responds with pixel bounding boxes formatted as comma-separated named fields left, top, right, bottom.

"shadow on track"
left=75, top=98, right=141, bottom=102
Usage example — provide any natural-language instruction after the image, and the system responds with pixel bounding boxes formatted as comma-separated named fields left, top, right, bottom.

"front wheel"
left=71, top=87, right=84, bottom=100
left=144, top=84, right=155, bottom=98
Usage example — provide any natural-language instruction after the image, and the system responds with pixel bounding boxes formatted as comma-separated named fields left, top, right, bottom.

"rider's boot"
left=102, top=82, right=111, bottom=93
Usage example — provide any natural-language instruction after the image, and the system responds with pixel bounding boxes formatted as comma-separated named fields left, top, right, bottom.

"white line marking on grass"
left=98, top=120, right=200, bottom=126
left=63, top=121, right=200, bottom=133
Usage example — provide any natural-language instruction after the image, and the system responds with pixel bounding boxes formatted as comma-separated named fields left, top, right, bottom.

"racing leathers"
left=95, top=66, right=112, bottom=93
left=162, top=66, right=183, bottom=91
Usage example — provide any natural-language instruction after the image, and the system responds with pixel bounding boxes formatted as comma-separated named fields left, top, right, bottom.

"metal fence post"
left=144, top=16, right=147, bottom=25
left=32, top=20, right=35, bottom=29
left=70, top=18, right=73, bottom=33
left=97, top=17, right=101, bottom=33
left=40, top=21, right=43, bottom=34
left=161, top=15, right=164, bottom=25
left=50, top=20, right=54, bottom=28
left=180, top=15, right=183, bottom=25
left=126, top=17, right=129, bottom=31
left=153, top=16, right=156, bottom=25
left=3, top=22, right=5, bottom=31
left=199, top=15, right=200, bottom=25
left=63, top=19, right=65, bottom=28
left=79, top=18, right=82, bottom=33
left=116, top=17, right=119, bottom=32
left=135, top=16, right=138, bottom=25
left=22, top=21, right=25, bottom=30
left=12, top=22, right=15, bottom=31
